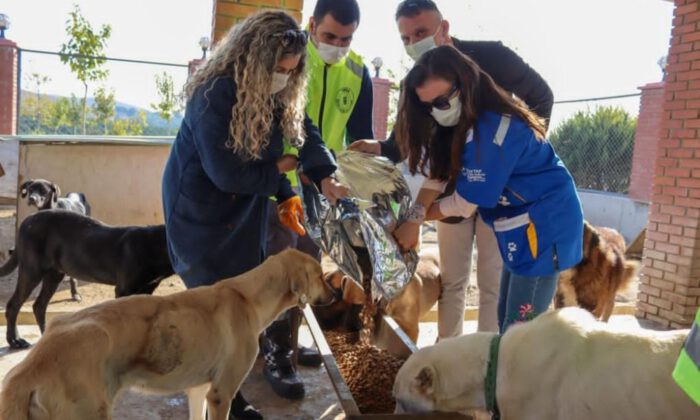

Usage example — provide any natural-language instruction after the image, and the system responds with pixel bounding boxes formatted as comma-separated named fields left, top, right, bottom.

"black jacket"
left=380, top=39, right=554, bottom=163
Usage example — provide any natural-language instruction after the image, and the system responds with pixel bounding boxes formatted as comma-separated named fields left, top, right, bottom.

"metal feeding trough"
left=303, top=307, right=472, bottom=419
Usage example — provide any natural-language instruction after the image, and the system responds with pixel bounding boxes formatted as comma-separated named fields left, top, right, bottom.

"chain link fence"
left=549, top=94, right=640, bottom=194
left=16, top=48, right=190, bottom=137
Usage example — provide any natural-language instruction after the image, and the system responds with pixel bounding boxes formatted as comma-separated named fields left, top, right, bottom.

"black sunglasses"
left=422, top=85, right=458, bottom=111
left=273, top=29, right=308, bottom=48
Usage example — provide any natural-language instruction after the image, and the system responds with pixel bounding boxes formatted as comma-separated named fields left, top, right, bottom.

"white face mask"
left=270, top=72, right=290, bottom=95
left=317, top=42, right=350, bottom=65
left=405, top=35, right=437, bottom=61
left=431, top=95, right=461, bottom=127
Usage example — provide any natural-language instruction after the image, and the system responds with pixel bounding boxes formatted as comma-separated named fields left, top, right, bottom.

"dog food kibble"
left=325, top=330, right=404, bottom=413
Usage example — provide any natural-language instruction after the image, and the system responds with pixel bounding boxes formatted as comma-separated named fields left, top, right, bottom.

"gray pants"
left=437, top=213, right=502, bottom=338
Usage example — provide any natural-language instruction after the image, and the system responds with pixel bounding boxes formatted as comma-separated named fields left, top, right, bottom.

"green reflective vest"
left=673, top=308, right=700, bottom=405
left=283, top=40, right=364, bottom=187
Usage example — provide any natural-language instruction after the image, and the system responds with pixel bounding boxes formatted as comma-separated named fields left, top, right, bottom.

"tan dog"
left=0, top=249, right=335, bottom=420
left=394, top=307, right=699, bottom=419
left=556, top=221, right=638, bottom=321
left=315, top=249, right=441, bottom=342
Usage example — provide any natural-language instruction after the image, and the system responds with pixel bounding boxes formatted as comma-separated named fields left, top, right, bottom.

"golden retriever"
left=556, top=221, right=638, bottom=321
left=314, top=249, right=441, bottom=342
left=393, top=307, right=699, bottom=419
left=0, top=249, right=335, bottom=420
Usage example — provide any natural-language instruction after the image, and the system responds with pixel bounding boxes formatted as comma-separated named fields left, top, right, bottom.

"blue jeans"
left=497, top=268, right=559, bottom=333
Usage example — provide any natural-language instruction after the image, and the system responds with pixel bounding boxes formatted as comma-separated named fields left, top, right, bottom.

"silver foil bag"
left=299, top=150, right=418, bottom=300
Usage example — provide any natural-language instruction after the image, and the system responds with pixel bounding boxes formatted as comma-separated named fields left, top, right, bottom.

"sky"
left=3, top=0, right=674, bottom=130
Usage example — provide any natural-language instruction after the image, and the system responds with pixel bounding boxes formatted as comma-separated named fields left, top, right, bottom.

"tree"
left=59, top=4, right=112, bottom=135
left=112, top=111, right=147, bottom=136
left=151, top=72, right=180, bottom=123
left=549, top=106, right=637, bottom=193
left=92, top=86, right=116, bottom=134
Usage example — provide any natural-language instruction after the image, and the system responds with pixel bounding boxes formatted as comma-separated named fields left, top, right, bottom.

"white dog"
left=393, top=308, right=699, bottom=420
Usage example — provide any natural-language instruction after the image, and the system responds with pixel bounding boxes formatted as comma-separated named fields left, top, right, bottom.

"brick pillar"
left=0, top=38, right=18, bottom=135
left=629, top=82, right=665, bottom=202
left=212, top=0, right=304, bottom=44
left=637, top=0, right=700, bottom=329
left=188, top=58, right=204, bottom=78
left=372, top=77, right=391, bottom=141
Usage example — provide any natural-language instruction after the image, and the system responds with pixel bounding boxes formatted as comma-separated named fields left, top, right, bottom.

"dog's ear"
left=20, top=180, right=32, bottom=198
left=412, top=365, right=438, bottom=397
left=50, top=183, right=61, bottom=203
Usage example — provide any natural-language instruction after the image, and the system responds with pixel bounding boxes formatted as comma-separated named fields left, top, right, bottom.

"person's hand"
left=278, top=195, right=306, bottom=236
left=393, top=221, right=421, bottom=251
left=277, top=154, right=298, bottom=173
left=321, top=177, right=349, bottom=205
left=347, top=139, right=381, bottom=155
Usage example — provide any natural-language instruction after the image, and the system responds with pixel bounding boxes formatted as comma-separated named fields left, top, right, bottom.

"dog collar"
left=485, top=334, right=501, bottom=420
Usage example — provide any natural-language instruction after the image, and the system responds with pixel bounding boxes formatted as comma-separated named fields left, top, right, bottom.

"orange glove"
left=278, top=195, right=306, bottom=236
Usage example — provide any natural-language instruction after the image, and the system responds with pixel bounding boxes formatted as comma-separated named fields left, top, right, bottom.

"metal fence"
left=549, top=93, right=641, bottom=194
left=16, top=48, right=190, bottom=136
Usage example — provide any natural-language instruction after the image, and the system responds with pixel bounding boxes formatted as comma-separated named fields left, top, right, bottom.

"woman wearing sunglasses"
left=393, top=46, right=583, bottom=333
left=162, top=10, right=347, bottom=418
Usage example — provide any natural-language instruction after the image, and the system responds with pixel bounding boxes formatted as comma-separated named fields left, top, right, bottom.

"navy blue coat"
left=162, top=76, right=336, bottom=288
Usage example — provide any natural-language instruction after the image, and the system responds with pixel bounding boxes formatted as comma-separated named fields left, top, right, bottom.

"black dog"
left=0, top=210, right=174, bottom=349
left=20, top=179, right=92, bottom=301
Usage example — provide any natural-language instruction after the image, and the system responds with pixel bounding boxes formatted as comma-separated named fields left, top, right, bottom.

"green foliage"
left=91, top=86, right=116, bottom=134
left=59, top=4, right=112, bottom=134
left=151, top=72, right=180, bottom=123
left=111, top=110, right=147, bottom=136
left=549, top=106, right=637, bottom=193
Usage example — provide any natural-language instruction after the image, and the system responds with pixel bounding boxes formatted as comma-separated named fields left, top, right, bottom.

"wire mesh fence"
left=14, top=46, right=643, bottom=195
left=549, top=94, right=640, bottom=194
left=16, top=48, right=190, bottom=137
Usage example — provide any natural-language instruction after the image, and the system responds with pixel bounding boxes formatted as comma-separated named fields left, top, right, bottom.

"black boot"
left=228, top=391, right=262, bottom=419
left=297, top=345, right=322, bottom=367
left=262, top=319, right=305, bottom=400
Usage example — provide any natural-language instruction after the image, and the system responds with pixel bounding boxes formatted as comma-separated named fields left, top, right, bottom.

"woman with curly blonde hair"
left=162, top=10, right=346, bottom=418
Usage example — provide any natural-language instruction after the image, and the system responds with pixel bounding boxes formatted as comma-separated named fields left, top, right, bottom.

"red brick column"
left=0, top=38, right=18, bottom=135
left=637, top=0, right=700, bottom=329
left=212, top=0, right=304, bottom=44
left=187, top=58, right=204, bottom=78
left=629, top=82, right=665, bottom=202
left=371, top=77, right=391, bottom=141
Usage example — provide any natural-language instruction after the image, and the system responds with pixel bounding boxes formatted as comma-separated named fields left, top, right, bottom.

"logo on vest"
left=461, top=168, right=486, bottom=183
left=336, top=87, right=355, bottom=113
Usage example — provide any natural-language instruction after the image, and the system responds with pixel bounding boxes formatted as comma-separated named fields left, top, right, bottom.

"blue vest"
left=456, top=111, right=583, bottom=276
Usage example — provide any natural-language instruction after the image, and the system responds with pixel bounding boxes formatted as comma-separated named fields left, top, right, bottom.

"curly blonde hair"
left=185, top=11, right=307, bottom=161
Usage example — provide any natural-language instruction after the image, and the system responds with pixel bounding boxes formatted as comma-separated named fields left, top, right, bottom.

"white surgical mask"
left=431, top=95, right=461, bottom=127
left=317, top=42, right=350, bottom=65
left=405, top=35, right=436, bottom=61
left=270, top=72, right=290, bottom=94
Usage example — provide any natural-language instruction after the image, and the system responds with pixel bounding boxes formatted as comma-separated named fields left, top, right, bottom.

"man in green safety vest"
left=262, top=0, right=375, bottom=402
left=673, top=308, right=700, bottom=406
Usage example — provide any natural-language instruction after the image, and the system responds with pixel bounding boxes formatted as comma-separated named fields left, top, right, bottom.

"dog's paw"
left=8, top=338, right=31, bottom=349
left=72, top=293, right=82, bottom=302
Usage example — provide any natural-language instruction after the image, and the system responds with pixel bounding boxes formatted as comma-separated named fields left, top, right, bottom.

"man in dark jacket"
left=349, top=0, right=554, bottom=337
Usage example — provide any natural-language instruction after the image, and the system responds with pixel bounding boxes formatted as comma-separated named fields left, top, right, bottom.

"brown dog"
left=556, top=221, right=638, bottom=321
left=315, top=249, right=441, bottom=342
left=0, top=249, right=335, bottom=420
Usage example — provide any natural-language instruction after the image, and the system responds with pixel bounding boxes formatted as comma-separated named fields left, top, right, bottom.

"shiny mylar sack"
left=299, top=151, right=418, bottom=300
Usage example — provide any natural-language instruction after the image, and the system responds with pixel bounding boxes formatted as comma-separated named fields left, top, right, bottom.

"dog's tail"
left=78, top=193, right=91, bottom=216
left=0, top=249, right=18, bottom=277
left=620, top=258, right=640, bottom=292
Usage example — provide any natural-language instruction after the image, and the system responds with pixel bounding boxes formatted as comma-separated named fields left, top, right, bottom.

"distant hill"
left=20, top=90, right=183, bottom=135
